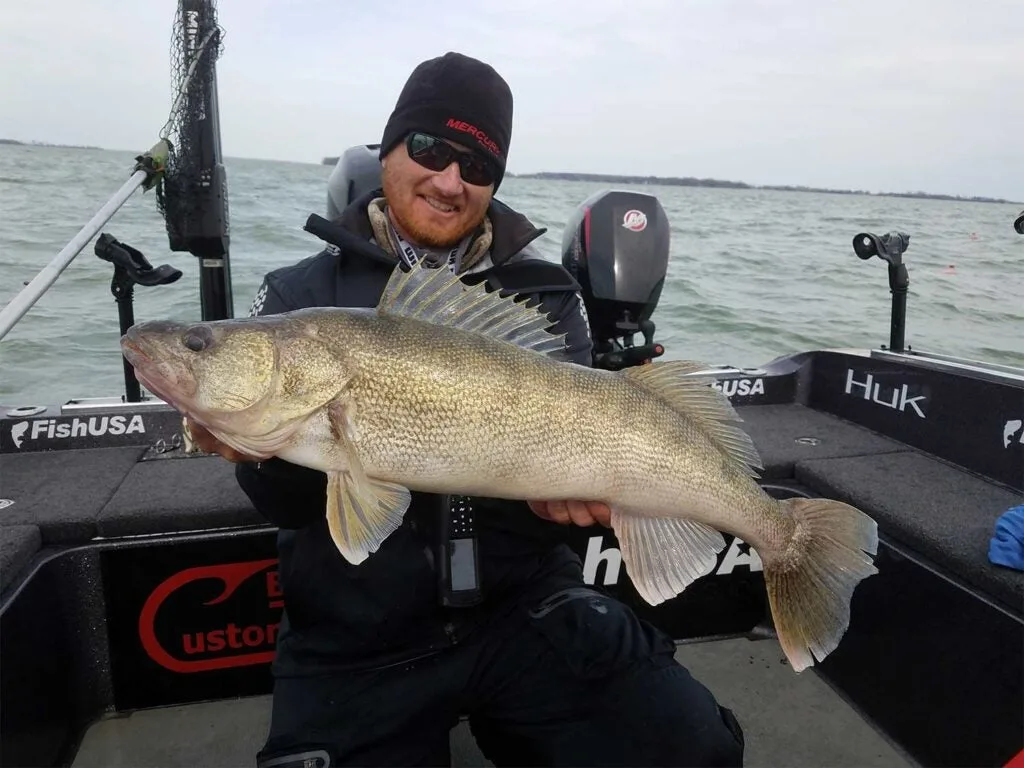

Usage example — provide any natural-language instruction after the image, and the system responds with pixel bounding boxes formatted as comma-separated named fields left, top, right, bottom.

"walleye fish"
left=120, top=262, right=878, bottom=672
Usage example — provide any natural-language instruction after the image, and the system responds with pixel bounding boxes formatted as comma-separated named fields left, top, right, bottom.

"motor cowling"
left=326, top=145, right=383, bottom=219
left=561, top=189, right=670, bottom=369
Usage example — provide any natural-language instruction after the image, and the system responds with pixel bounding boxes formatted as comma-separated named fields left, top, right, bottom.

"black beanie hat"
left=379, top=52, right=513, bottom=190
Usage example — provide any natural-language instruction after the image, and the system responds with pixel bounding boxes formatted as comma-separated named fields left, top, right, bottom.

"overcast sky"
left=1, top=0, right=1021, bottom=200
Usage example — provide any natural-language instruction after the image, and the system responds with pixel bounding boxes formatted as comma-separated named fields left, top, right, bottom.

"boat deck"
left=69, top=638, right=913, bottom=768
left=3, top=398, right=1022, bottom=767
left=5, top=402, right=1018, bottom=614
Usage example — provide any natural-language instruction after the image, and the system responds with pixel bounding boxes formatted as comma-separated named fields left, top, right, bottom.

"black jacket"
left=235, top=190, right=596, bottom=676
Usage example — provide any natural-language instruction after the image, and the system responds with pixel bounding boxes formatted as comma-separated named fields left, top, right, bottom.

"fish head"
left=120, top=314, right=350, bottom=455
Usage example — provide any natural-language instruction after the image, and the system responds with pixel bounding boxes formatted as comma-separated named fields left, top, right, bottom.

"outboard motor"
left=561, top=190, right=670, bottom=370
left=326, top=144, right=383, bottom=218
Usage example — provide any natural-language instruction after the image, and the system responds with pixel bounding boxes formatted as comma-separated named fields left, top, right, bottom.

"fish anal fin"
left=376, top=263, right=567, bottom=358
left=623, top=361, right=763, bottom=477
left=611, top=509, right=726, bottom=606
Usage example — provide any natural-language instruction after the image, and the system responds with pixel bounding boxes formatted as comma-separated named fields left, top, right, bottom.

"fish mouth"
left=119, top=327, right=197, bottom=406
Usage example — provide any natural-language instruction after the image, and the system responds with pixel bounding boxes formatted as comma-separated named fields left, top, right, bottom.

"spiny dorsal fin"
left=623, top=360, right=763, bottom=477
left=377, top=263, right=567, bottom=357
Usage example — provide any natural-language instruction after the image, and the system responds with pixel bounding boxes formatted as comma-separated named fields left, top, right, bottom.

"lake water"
left=1, top=144, right=1021, bottom=409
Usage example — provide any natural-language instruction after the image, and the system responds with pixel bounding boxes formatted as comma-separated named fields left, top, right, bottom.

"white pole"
left=0, top=168, right=149, bottom=340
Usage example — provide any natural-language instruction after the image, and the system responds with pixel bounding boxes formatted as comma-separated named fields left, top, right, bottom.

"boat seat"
left=732, top=404, right=908, bottom=479
left=0, top=524, right=41, bottom=592
left=95, top=455, right=263, bottom=537
left=796, top=451, right=1024, bottom=614
left=0, top=446, right=146, bottom=544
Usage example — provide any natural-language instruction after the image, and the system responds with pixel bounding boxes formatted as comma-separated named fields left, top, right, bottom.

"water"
left=1, top=144, right=1022, bottom=409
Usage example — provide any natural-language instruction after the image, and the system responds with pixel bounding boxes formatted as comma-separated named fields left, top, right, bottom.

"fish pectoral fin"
left=611, top=509, right=726, bottom=606
left=324, top=397, right=411, bottom=565
left=326, top=471, right=412, bottom=565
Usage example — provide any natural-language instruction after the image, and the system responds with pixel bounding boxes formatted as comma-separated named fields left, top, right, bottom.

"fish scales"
left=120, top=262, right=879, bottom=674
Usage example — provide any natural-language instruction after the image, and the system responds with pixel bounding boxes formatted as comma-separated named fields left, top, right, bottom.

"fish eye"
left=182, top=326, right=214, bottom=352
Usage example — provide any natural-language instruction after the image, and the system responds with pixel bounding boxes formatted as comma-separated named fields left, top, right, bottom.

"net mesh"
left=155, top=0, right=225, bottom=251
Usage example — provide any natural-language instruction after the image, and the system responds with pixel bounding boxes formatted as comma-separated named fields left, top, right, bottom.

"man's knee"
left=605, top=662, right=745, bottom=766
left=707, top=704, right=745, bottom=766
left=256, top=742, right=333, bottom=768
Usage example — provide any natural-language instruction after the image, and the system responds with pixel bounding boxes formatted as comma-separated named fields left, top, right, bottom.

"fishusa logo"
left=583, top=535, right=761, bottom=587
left=9, top=421, right=28, bottom=449
left=713, top=378, right=765, bottom=398
left=8, top=415, right=146, bottom=448
left=1004, top=419, right=1024, bottom=449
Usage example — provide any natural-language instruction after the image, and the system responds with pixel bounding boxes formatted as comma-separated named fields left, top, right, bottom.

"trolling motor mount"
left=561, top=190, right=670, bottom=370
left=853, top=230, right=911, bottom=354
left=95, top=233, right=182, bottom=402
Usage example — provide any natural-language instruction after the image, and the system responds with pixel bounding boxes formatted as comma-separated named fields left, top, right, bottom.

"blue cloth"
left=989, top=503, right=1024, bottom=571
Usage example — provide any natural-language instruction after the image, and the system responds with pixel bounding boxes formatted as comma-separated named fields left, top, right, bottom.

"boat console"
left=2, top=178, right=1022, bottom=766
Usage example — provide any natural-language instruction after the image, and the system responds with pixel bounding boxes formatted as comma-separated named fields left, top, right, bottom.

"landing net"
left=154, top=0, right=226, bottom=252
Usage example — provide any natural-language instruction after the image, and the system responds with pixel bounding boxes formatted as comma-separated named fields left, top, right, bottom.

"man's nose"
left=431, top=162, right=463, bottom=195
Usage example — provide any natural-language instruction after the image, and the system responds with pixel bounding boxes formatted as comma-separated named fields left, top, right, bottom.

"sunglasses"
left=405, top=132, right=496, bottom=187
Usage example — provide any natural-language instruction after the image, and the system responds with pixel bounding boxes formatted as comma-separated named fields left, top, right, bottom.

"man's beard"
left=382, top=168, right=484, bottom=248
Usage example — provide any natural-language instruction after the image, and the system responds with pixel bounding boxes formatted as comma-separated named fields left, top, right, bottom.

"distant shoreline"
left=6, top=143, right=1014, bottom=204
left=502, top=171, right=1021, bottom=206
left=1, top=138, right=102, bottom=150
left=317, top=157, right=1018, bottom=204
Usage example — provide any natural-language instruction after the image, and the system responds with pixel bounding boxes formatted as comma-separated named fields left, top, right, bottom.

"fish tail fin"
left=764, top=497, right=879, bottom=672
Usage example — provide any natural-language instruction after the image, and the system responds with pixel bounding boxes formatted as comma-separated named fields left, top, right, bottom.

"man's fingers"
left=567, top=500, right=597, bottom=527
left=589, top=502, right=613, bottom=528
left=544, top=500, right=572, bottom=524
left=528, top=500, right=613, bottom=527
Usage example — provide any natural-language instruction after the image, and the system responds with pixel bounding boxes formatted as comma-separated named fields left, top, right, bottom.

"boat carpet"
left=3, top=403, right=1016, bottom=616
left=796, top=451, right=1024, bottom=614
left=0, top=446, right=146, bottom=543
left=0, top=524, right=41, bottom=592
left=68, top=639, right=913, bottom=768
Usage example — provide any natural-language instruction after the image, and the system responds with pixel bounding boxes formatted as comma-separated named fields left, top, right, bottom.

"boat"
left=2, top=4, right=1022, bottom=767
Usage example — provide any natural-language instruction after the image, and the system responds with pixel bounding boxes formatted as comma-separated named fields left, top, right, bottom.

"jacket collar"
left=334, top=188, right=547, bottom=267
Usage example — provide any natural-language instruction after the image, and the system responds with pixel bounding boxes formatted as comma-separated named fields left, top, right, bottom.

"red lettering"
left=225, top=623, right=243, bottom=649
left=182, top=633, right=204, bottom=655
left=243, top=626, right=265, bottom=647
left=206, top=629, right=226, bottom=653
left=138, top=559, right=279, bottom=674
left=266, top=570, right=281, bottom=599
left=445, top=117, right=502, bottom=157
left=177, top=623, right=280, bottom=661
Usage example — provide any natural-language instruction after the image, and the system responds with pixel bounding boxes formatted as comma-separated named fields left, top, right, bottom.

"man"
left=190, top=52, right=744, bottom=767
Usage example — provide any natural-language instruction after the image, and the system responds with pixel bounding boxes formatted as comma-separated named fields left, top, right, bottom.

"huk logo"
left=7, top=414, right=146, bottom=448
left=843, top=369, right=927, bottom=419
left=622, top=210, right=647, bottom=232
left=582, top=535, right=761, bottom=588
left=138, top=559, right=283, bottom=674
left=1004, top=419, right=1024, bottom=449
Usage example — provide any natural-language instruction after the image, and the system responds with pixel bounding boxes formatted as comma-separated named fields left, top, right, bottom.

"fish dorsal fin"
left=377, top=263, right=567, bottom=358
left=623, top=360, right=763, bottom=477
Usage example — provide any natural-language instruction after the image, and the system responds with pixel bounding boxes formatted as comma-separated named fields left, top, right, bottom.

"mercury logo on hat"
left=379, top=52, right=514, bottom=191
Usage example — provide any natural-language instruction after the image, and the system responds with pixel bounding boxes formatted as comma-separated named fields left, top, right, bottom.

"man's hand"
left=184, top=418, right=261, bottom=463
left=527, top=500, right=613, bottom=528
